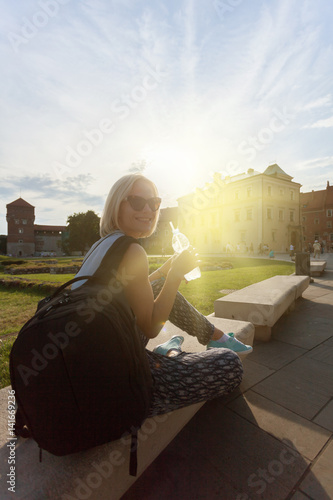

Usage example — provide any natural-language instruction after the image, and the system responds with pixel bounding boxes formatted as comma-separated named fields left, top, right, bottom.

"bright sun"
left=143, top=145, right=201, bottom=199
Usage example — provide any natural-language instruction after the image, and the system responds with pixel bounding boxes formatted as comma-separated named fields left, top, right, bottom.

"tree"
left=65, top=210, right=100, bottom=254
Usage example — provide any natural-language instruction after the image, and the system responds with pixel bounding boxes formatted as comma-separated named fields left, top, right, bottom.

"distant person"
left=269, top=250, right=275, bottom=258
left=289, top=244, right=294, bottom=258
left=313, top=240, right=321, bottom=259
left=226, top=242, right=234, bottom=255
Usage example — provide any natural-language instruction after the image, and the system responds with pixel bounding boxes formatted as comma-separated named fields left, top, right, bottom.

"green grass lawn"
left=179, top=259, right=294, bottom=314
left=0, top=287, right=47, bottom=336
left=0, top=257, right=294, bottom=389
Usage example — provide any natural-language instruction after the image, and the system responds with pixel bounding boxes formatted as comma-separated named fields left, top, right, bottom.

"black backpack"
left=9, top=235, right=153, bottom=476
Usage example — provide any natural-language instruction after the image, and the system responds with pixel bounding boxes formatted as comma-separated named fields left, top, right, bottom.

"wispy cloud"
left=302, top=95, right=332, bottom=110
left=304, top=116, right=333, bottom=128
left=1, top=0, right=333, bottom=233
left=0, top=173, right=105, bottom=227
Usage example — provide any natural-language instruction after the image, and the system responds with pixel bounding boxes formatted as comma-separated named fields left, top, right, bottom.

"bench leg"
left=254, top=325, right=272, bottom=341
left=287, top=301, right=296, bottom=313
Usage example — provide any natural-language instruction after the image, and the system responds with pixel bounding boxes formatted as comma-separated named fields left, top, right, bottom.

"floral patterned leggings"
left=144, top=279, right=243, bottom=417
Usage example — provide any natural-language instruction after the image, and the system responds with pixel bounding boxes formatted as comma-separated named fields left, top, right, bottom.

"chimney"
left=327, top=180, right=330, bottom=188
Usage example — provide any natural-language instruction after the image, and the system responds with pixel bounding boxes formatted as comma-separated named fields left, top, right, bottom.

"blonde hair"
left=100, top=174, right=159, bottom=237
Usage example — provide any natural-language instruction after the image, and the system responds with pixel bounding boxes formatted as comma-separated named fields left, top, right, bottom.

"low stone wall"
left=4, top=266, right=79, bottom=275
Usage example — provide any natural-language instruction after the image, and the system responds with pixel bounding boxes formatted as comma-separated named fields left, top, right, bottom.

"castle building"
left=6, top=198, right=67, bottom=257
left=300, top=181, right=333, bottom=252
left=177, top=164, right=302, bottom=254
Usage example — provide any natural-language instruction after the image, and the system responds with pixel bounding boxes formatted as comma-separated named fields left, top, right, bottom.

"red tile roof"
left=301, top=183, right=333, bottom=210
left=6, top=197, right=35, bottom=208
left=34, top=225, right=67, bottom=232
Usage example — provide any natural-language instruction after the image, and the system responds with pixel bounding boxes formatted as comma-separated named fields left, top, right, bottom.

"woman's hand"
left=169, top=247, right=199, bottom=281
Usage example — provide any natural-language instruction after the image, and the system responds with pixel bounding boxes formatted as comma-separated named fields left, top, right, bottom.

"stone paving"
left=123, top=253, right=333, bottom=500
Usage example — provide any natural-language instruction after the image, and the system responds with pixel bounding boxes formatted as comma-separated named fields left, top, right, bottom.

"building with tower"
left=5, top=198, right=67, bottom=257
left=300, top=181, right=333, bottom=252
left=177, top=164, right=302, bottom=254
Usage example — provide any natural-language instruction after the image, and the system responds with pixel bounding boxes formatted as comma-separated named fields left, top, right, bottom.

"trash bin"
left=295, top=252, right=310, bottom=276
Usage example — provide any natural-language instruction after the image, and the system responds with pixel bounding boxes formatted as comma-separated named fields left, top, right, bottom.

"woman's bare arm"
left=118, top=243, right=196, bottom=338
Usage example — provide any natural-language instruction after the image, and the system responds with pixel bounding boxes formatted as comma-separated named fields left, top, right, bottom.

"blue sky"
left=1, top=0, right=333, bottom=235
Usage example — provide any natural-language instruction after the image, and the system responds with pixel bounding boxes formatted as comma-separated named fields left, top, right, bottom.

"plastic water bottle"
left=170, top=222, right=201, bottom=281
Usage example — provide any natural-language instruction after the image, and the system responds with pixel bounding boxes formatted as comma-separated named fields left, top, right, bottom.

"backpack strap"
left=129, top=430, right=138, bottom=476
left=40, top=234, right=139, bottom=302
left=91, top=234, right=139, bottom=283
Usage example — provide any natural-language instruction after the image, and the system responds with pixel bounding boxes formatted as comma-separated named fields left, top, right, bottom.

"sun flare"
left=143, top=145, right=202, bottom=200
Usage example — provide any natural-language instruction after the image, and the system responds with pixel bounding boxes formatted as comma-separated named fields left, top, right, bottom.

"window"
left=18, top=239, right=23, bottom=243
left=235, top=190, right=240, bottom=200
left=240, top=232, right=246, bottom=242
left=327, top=221, right=332, bottom=228
left=330, top=233, right=333, bottom=242
left=272, top=231, right=276, bottom=242
left=234, top=210, right=240, bottom=222
left=246, top=209, right=252, bottom=220
left=290, top=190, right=295, bottom=200
left=267, top=208, right=272, bottom=220
left=280, top=188, right=284, bottom=196
left=18, top=228, right=24, bottom=234
left=15, top=219, right=19, bottom=224
left=302, top=216, right=306, bottom=222
left=290, top=211, right=295, bottom=222
left=327, top=209, right=333, bottom=217
left=22, top=219, right=27, bottom=224
left=267, top=186, right=271, bottom=196
left=247, top=187, right=252, bottom=197
left=279, top=210, right=284, bottom=221
left=314, top=218, right=319, bottom=225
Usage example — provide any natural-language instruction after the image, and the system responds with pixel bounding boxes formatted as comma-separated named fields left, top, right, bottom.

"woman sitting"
left=73, top=174, right=252, bottom=416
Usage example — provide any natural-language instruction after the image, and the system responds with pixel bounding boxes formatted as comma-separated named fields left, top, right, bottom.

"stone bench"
left=0, top=317, right=253, bottom=500
left=0, top=386, right=204, bottom=500
left=214, top=275, right=310, bottom=341
left=310, top=260, right=327, bottom=277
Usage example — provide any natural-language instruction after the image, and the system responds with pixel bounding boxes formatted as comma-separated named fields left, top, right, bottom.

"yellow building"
left=177, top=164, right=302, bottom=254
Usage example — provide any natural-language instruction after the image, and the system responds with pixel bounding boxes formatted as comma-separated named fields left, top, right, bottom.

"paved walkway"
left=123, top=255, right=333, bottom=499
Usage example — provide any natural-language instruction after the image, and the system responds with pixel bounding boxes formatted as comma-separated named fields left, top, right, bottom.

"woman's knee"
left=219, top=350, right=244, bottom=383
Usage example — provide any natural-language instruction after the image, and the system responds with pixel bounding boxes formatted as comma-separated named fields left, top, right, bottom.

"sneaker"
left=207, top=333, right=253, bottom=355
left=153, top=335, right=184, bottom=356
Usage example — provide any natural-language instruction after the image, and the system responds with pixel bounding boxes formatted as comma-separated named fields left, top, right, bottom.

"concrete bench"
left=0, top=317, right=253, bottom=500
left=214, top=275, right=310, bottom=342
left=310, top=260, right=327, bottom=277
left=0, top=386, right=204, bottom=500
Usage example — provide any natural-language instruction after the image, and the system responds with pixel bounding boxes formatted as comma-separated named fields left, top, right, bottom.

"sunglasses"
left=124, top=195, right=161, bottom=212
